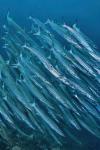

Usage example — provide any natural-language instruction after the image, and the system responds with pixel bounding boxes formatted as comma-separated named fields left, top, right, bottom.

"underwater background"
left=0, top=0, right=100, bottom=150
left=0, top=0, right=100, bottom=48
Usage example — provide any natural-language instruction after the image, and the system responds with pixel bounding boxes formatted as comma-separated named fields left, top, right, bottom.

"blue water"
left=0, top=1, right=100, bottom=150
left=0, top=0, right=100, bottom=48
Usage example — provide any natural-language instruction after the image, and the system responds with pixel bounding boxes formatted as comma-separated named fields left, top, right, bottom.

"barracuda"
left=0, top=15, right=100, bottom=149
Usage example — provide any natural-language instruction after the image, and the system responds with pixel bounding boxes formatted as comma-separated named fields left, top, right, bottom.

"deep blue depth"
left=0, top=0, right=100, bottom=48
left=0, top=1, right=100, bottom=150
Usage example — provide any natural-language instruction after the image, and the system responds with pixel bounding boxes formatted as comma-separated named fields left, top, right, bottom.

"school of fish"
left=0, top=14, right=100, bottom=147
